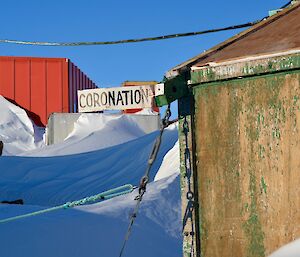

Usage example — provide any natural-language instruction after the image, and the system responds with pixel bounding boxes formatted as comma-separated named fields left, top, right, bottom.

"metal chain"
left=118, top=104, right=172, bottom=257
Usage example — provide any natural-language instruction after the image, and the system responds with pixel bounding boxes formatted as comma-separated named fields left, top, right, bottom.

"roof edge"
left=166, top=2, right=300, bottom=78
left=0, top=56, right=69, bottom=61
left=122, top=81, right=158, bottom=86
left=191, top=48, right=300, bottom=70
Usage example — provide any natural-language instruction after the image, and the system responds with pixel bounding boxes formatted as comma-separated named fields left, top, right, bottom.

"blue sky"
left=0, top=0, right=289, bottom=116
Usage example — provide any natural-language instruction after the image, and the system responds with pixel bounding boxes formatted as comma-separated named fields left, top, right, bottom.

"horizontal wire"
left=0, top=0, right=293, bottom=47
left=0, top=21, right=260, bottom=47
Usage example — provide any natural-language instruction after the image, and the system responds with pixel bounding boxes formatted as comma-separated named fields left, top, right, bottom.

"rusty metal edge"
left=190, top=51, right=300, bottom=85
left=166, top=2, right=300, bottom=78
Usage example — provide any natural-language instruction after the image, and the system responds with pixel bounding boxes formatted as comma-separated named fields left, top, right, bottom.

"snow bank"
left=0, top=174, right=182, bottom=257
left=0, top=127, right=178, bottom=206
left=0, top=96, right=44, bottom=155
left=22, top=113, right=147, bottom=156
left=0, top=96, right=181, bottom=257
left=0, top=95, right=160, bottom=157
left=155, top=136, right=179, bottom=181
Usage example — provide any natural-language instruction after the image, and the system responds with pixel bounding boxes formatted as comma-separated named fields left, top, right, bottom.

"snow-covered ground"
left=0, top=95, right=298, bottom=257
left=0, top=96, right=181, bottom=257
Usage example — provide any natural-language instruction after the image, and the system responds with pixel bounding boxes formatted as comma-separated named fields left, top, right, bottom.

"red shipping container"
left=0, top=56, right=97, bottom=126
left=122, top=81, right=159, bottom=114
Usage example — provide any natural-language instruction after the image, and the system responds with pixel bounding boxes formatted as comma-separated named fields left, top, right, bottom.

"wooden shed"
left=156, top=2, right=300, bottom=257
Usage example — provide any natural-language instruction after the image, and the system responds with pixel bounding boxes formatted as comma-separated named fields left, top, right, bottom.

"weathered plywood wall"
left=193, top=71, right=300, bottom=256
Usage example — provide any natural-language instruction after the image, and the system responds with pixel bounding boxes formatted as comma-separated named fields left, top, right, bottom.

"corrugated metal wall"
left=68, top=61, right=96, bottom=113
left=0, top=57, right=97, bottom=126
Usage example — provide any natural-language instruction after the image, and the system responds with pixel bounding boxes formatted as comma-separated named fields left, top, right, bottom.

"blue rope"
left=0, top=184, right=135, bottom=224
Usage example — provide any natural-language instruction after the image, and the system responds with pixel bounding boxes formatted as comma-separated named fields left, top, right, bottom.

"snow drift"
left=0, top=126, right=178, bottom=206
left=22, top=113, right=148, bottom=157
left=0, top=96, right=44, bottom=155
left=0, top=174, right=182, bottom=257
left=0, top=96, right=181, bottom=257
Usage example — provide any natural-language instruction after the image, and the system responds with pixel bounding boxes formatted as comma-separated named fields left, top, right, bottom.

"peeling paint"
left=261, top=177, right=267, bottom=194
left=243, top=172, right=265, bottom=257
left=190, top=70, right=300, bottom=256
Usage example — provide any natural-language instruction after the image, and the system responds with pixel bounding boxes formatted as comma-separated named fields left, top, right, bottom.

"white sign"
left=78, top=85, right=155, bottom=112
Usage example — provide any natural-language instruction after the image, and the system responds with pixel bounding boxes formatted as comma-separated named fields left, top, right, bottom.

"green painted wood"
left=191, top=52, right=300, bottom=84
left=191, top=70, right=300, bottom=256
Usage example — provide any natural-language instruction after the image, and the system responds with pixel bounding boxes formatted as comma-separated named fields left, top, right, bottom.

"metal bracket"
left=154, top=83, right=165, bottom=96
left=155, top=75, right=190, bottom=107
